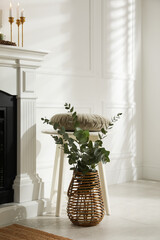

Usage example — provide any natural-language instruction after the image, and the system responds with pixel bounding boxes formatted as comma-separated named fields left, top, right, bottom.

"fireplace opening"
left=0, top=91, right=17, bottom=204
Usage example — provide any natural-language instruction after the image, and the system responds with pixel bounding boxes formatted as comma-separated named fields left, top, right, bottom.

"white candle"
left=21, top=9, right=24, bottom=17
left=9, top=2, right=13, bottom=17
left=17, top=2, right=20, bottom=19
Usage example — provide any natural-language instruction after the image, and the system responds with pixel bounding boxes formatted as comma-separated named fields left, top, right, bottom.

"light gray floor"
left=18, top=180, right=160, bottom=240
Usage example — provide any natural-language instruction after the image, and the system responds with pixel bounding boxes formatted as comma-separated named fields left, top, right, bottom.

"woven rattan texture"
left=67, top=171, right=105, bottom=227
left=0, top=224, right=72, bottom=240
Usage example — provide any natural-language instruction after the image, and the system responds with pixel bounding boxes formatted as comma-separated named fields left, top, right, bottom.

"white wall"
left=0, top=0, right=142, bottom=202
left=142, top=0, right=160, bottom=180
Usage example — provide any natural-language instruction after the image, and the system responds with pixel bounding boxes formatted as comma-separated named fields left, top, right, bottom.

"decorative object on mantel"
left=16, top=3, right=21, bottom=47
left=42, top=103, right=122, bottom=226
left=16, top=18, right=21, bottom=46
left=0, top=39, right=16, bottom=46
left=8, top=2, right=14, bottom=42
left=0, top=224, right=72, bottom=240
left=8, top=2, right=25, bottom=47
left=20, top=13, right=25, bottom=47
left=0, top=32, right=4, bottom=40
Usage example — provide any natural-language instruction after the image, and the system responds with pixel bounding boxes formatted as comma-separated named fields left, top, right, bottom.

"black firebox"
left=0, top=90, right=17, bottom=204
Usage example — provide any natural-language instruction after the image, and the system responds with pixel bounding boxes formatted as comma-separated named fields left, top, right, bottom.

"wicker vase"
left=67, top=171, right=105, bottom=227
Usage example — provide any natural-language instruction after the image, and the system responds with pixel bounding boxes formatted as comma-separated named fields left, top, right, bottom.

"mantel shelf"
left=0, top=45, right=48, bottom=66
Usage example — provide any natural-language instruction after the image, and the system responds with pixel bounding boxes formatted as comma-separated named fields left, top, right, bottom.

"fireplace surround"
left=0, top=45, right=48, bottom=226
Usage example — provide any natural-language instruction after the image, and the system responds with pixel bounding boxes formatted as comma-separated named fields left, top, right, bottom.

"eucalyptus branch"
left=64, top=103, right=79, bottom=128
left=41, top=103, right=122, bottom=174
left=98, top=112, right=122, bottom=140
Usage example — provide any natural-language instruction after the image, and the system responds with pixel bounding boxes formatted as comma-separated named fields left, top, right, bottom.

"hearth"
left=0, top=90, right=17, bottom=204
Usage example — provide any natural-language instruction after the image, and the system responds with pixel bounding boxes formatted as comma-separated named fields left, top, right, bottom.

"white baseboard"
left=143, top=166, right=160, bottom=181
left=106, top=166, right=143, bottom=185
left=0, top=199, right=49, bottom=227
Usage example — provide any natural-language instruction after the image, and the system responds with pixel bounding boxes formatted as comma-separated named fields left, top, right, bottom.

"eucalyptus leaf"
left=54, top=122, right=60, bottom=130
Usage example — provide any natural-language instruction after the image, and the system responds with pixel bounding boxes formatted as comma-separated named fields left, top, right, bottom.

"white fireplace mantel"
left=0, top=45, right=48, bottom=67
left=0, top=45, right=48, bottom=225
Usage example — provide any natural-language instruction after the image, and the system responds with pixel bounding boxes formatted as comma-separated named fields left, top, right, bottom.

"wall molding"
left=101, top=0, right=135, bottom=80
left=102, top=101, right=136, bottom=163
left=36, top=102, right=94, bottom=113
left=37, top=0, right=96, bottom=78
left=103, top=72, right=135, bottom=81
left=142, top=163, right=160, bottom=169
left=101, top=102, right=136, bottom=110
left=110, top=152, right=136, bottom=160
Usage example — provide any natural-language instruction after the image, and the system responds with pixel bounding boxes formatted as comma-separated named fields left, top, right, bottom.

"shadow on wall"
left=101, top=0, right=138, bottom=183
left=19, top=125, right=44, bottom=201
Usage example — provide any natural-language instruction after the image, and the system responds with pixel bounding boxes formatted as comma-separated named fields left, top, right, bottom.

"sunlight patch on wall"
left=103, top=0, right=135, bottom=76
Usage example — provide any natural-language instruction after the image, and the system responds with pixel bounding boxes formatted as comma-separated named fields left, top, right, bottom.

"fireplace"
left=0, top=90, right=17, bottom=204
left=0, top=45, right=47, bottom=226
